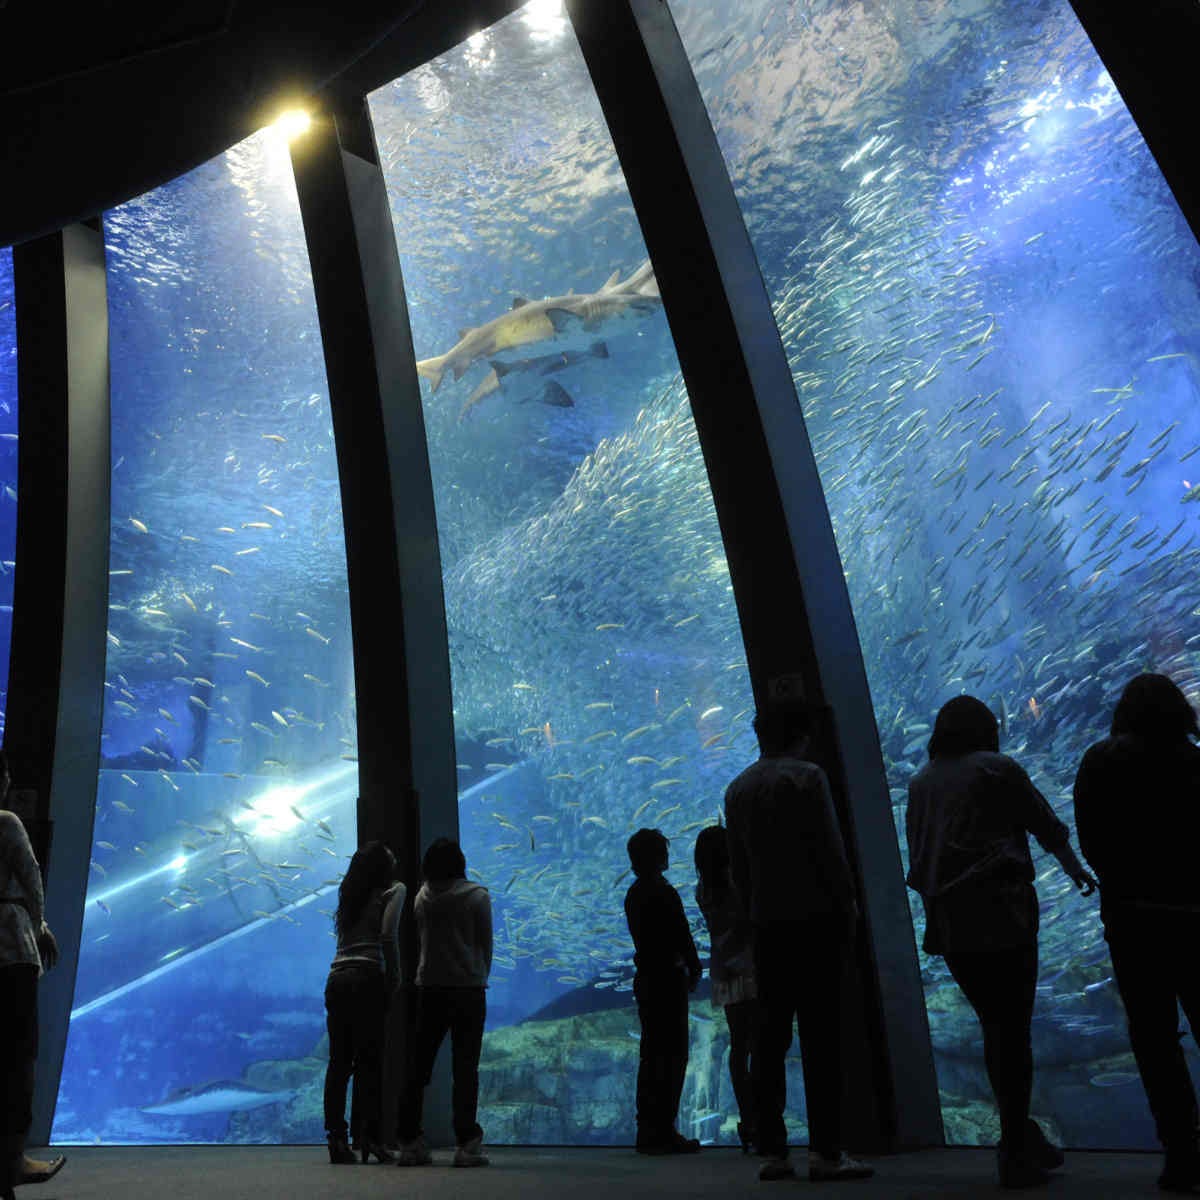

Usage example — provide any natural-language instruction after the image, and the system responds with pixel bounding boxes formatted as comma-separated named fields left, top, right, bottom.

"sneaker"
left=758, top=1155, right=796, bottom=1181
left=667, top=1131, right=701, bottom=1155
left=1024, top=1120, right=1064, bottom=1171
left=997, top=1146, right=1050, bottom=1190
left=395, top=1137, right=433, bottom=1167
left=1159, top=1145, right=1200, bottom=1194
left=809, top=1151, right=875, bottom=1182
left=453, top=1135, right=490, bottom=1168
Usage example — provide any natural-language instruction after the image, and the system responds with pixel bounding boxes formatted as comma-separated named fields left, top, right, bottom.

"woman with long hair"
left=1074, top=673, right=1200, bottom=1194
left=323, top=839, right=404, bottom=1165
left=693, top=824, right=757, bottom=1153
left=906, top=695, right=1095, bottom=1189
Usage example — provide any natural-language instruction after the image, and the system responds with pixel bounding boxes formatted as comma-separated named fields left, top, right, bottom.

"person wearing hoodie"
left=396, top=837, right=492, bottom=1169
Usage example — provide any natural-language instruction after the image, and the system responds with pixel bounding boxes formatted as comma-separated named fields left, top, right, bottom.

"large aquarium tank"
left=671, top=0, right=1200, bottom=1151
left=43, top=0, right=1200, bottom=1152
left=53, top=130, right=358, bottom=1145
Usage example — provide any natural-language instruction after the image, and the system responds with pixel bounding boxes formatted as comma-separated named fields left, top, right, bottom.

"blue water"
left=49, top=0, right=1200, bottom=1151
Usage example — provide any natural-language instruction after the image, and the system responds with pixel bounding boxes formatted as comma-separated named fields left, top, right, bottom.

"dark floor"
left=23, top=1144, right=1174, bottom=1200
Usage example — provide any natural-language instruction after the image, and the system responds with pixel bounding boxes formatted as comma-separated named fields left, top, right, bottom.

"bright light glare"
left=168, top=855, right=188, bottom=871
left=238, top=785, right=304, bottom=837
left=274, top=109, right=312, bottom=140
left=522, top=0, right=566, bottom=39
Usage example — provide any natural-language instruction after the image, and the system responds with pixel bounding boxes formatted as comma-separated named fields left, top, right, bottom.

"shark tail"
left=415, top=356, right=446, bottom=393
left=623, top=260, right=659, bottom=299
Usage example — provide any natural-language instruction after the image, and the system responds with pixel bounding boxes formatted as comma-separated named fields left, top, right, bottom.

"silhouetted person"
left=0, top=752, right=64, bottom=1200
left=323, top=840, right=404, bottom=1165
left=624, top=827, right=701, bottom=1155
left=1074, top=673, right=1200, bottom=1194
left=724, top=701, right=873, bottom=1183
left=907, top=695, right=1095, bottom=1190
left=694, top=825, right=757, bottom=1153
left=396, top=838, right=492, bottom=1168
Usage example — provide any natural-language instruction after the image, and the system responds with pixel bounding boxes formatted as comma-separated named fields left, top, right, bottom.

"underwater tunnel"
left=1, top=0, right=1199, bottom=1152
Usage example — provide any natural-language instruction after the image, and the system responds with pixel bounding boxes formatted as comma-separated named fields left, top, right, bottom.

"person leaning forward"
left=724, top=700, right=873, bottom=1184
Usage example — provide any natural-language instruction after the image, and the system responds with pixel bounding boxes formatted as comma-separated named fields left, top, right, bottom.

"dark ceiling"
left=0, top=0, right=521, bottom=249
left=0, top=1, right=1198, bottom=253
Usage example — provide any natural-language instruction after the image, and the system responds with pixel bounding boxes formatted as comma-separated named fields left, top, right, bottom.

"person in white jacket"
left=396, top=837, right=492, bottom=1168
left=0, top=751, right=64, bottom=1200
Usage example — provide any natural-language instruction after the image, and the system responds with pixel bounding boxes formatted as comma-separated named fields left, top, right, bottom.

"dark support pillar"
left=9, top=224, right=111, bottom=1145
left=289, top=101, right=457, bottom=1144
left=567, top=0, right=943, bottom=1151
left=1068, top=0, right=1200, bottom=250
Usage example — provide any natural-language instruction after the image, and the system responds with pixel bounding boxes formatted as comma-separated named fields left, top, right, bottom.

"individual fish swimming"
left=140, top=1080, right=298, bottom=1116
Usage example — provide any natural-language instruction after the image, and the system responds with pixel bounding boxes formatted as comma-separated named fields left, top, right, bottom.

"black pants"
left=633, top=972, right=689, bottom=1144
left=752, top=920, right=847, bottom=1160
left=398, top=986, right=486, bottom=1146
left=323, top=966, right=387, bottom=1141
left=0, top=964, right=38, bottom=1138
left=724, top=996, right=757, bottom=1134
left=943, top=942, right=1038, bottom=1150
left=1105, top=909, right=1200, bottom=1150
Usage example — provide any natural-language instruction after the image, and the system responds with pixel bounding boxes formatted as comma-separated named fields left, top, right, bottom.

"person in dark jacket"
left=624, top=826, right=702, bottom=1155
left=725, top=700, right=873, bottom=1183
left=323, top=840, right=405, bottom=1165
left=907, top=694, right=1095, bottom=1190
left=1073, top=673, right=1200, bottom=1195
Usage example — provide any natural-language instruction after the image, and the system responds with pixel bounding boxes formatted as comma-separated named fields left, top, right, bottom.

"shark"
left=415, top=261, right=660, bottom=397
left=140, top=1080, right=297, bottom=1116
left=459, top=340, right=610, bottom=419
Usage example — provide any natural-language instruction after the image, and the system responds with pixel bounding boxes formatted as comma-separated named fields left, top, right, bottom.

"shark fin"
left=545, top=308, right=582, bottom=333
left=510, top=298, right=530, bottom=309
left=589, top=341, right=610, bottom=360
left=539, top=381, right=575, bottom=408
left=453, top=360, right=471, bottom=380
left=602, top=269, right=621, bottom=290
left=490, top=359, right=513, bottom=380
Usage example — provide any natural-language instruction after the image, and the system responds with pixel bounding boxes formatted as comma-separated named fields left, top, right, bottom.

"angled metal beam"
left=9, top=223, right=111, bottom=1144
left=288, top=101, right=457, bottom=1143
left=566, top=0, right=942, bottom=1152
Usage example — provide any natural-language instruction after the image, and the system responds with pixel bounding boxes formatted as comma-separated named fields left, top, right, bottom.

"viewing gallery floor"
left=37, top=1145, right=1176, bottom=1199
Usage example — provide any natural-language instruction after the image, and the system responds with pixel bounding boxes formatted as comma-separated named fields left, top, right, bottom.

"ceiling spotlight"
left=274, top=109, right=312, bottom=140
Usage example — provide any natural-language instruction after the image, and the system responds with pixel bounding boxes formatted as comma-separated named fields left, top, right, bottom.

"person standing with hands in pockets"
left=724, top=700, right=874, bottom=1184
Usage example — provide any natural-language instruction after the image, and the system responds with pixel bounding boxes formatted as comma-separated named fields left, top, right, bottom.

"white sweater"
left=414, top=878, right=492, bottom=988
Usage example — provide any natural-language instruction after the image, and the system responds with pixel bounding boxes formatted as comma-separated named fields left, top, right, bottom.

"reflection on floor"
left=37, top=1144, right=1169, bottom=1199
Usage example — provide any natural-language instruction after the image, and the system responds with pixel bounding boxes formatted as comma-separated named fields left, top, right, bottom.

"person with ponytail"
left=323, top=840, right=405, bottom=1165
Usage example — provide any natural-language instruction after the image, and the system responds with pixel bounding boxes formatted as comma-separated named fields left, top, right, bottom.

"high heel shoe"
left=357, top=1140, right=395, bottom=1164
left=326, top=1133, right=356, bottom=1165
left=21, top=1152, right=67, bottom=1184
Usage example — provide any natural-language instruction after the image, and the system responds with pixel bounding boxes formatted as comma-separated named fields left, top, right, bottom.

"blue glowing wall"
left=673, top=0, right=1200, bottom=1149
left=54, top=131, right=357, bottom=1145
left=369, top=3, right=763, bottom=1146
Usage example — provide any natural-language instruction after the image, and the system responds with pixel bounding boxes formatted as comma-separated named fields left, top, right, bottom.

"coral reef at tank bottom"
left=223, top=989, right=1169, bottom=1150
